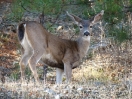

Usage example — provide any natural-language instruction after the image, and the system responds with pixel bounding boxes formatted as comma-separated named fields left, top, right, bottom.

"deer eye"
left=90, top=26, right=93, bottom=28
left=79, top=25, right=83, bottom=29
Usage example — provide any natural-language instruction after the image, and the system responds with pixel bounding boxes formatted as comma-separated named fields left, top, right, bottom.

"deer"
left=17, top=10, right=104, bottom=84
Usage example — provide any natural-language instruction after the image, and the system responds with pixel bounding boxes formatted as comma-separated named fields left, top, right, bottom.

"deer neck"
left=77, top=36, right=90, bottom=58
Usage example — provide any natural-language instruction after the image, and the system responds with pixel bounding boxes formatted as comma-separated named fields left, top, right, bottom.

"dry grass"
left=0, top=39, right=132, bottom=98
left=73, top=40, right=132, bottom=83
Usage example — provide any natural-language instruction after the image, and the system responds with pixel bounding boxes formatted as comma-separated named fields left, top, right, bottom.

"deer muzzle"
left=84, top=31, right=90, bottom=36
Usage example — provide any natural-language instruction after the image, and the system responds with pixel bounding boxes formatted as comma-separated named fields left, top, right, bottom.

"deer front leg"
left=56, top=68, right=64, bottom=84
left=64, top=63, right=72, bottom=83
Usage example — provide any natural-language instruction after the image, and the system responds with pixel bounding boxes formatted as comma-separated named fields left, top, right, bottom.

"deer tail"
left=17, top=22, right=26, bottom=41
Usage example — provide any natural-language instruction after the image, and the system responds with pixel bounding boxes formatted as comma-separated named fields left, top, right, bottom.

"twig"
left=47, top=4, right=64, bottom=30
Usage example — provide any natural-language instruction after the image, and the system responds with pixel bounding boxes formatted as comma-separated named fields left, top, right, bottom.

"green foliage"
left=76, top=0, right=92, bottom=5
left=73, top=24, right=80, bottom=34
left=10, top=0, right=63, bottom=21
left=105, top=1, right=122, bottom=24
left=95, top=0, right=123, bottom=24
left=25, top=67, right=32, bottom=80
left=10, top=63, right=20, bottom=80
left=10, top=72, right=19, bottom=81
left=109, top=26, right=128, bottom=43
left=7, top=0, right=24, bottom=21
left=9, top=0, right=132, bottom=43
left=20, top=0, right=62, bottom=14
left=94, top=0, right=130, bottom=43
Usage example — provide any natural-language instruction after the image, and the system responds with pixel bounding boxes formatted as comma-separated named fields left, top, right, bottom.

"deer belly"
left=42, top=53, right=57, bottom=63
left=41, top=54, right=64, bottom=69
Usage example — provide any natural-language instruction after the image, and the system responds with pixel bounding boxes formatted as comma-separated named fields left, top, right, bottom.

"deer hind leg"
left=56, top=68, right=64, bottom=84
left=19, top=47, right=33, bottom=82
left=28, top=50, right=43, bottom=84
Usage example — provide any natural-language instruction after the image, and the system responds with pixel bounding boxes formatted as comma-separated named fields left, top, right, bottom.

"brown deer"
left=17, top=10, right=104, bottom=84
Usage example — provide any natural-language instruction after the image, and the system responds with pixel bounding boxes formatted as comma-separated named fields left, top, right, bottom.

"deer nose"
left=84, top=31, right=90, bottom=36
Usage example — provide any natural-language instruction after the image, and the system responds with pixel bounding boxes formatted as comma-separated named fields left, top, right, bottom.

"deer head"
left=67, top=10, right=104, bottom=37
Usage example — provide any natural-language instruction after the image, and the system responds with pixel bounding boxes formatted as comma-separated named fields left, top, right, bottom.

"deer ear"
left=67, top=11, right=82, bottom=25
left=92, top=10, right=104, bottom=24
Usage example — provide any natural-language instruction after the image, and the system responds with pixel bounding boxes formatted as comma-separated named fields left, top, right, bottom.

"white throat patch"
left=83, top=36, right=90, bottom=41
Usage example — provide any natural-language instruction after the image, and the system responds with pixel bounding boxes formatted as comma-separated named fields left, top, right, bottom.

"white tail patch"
left=24, top=23, right=26, bottom=28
